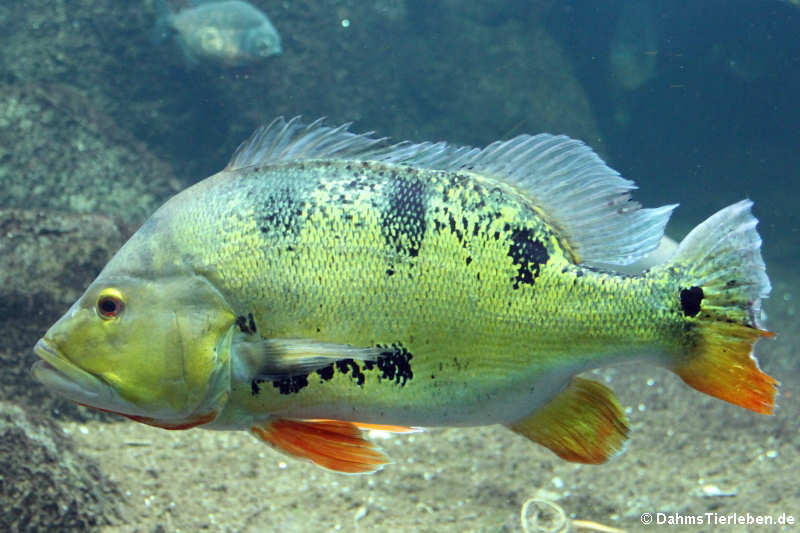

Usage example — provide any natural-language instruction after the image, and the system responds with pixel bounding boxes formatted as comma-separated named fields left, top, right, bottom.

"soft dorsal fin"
left=227, top=117, right=676, bottom=265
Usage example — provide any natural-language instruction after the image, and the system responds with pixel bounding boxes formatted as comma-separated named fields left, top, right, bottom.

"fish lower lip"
left=32, top=339, right=148, bottom=418
left=32, top=339, right=102, bottom=400
left=32, top=359, right=100, bottom=400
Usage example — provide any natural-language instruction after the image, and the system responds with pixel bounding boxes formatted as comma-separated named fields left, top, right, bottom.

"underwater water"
left=1, top=0, right=798, bottom=531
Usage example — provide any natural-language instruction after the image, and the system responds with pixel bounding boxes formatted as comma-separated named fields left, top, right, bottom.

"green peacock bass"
left=32, top=118, right=777, bottom=473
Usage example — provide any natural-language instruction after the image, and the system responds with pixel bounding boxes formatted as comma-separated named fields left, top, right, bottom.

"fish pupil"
left=98, top=297, right=119, bottom=316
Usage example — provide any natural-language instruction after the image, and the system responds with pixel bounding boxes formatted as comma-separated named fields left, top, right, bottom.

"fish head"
left=197, top=25, right=228, bottom=56
left=245, top=27, right=281, bottom=58
left=33, top=267, right=236, bottom=429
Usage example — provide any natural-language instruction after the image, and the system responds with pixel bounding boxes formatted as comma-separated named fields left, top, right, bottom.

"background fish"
left=154, top=0, right=282, bottom=67
left=33, top=118, right=777, bottom=473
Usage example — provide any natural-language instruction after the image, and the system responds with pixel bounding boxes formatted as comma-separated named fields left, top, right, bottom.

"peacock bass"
left=33, top=118, right=777, bottom=473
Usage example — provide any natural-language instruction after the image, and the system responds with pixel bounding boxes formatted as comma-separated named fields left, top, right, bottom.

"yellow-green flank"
left=33, top=118, right=777, bottom=473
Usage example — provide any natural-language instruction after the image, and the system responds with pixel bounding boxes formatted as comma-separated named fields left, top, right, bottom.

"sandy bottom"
left=60, top=272, right=798, bottom=533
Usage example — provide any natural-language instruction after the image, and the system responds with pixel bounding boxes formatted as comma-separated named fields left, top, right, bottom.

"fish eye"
left=96, top=289, right=126, bottom=320
left=252, top=39, right=269, bottom=54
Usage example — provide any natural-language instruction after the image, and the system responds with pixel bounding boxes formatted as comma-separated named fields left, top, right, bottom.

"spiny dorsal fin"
left=227, top=117, right=676, bottom=266
left=226, top=116, right=390, bottom=170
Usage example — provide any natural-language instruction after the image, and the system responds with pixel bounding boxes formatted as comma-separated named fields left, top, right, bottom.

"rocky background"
left=0, top=0, right=602, bottom=418
left=0, top=2, right=603, bottom=529
left=1, top=0, right=798, bottom=531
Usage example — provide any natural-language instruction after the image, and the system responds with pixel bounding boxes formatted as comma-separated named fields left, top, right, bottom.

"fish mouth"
left=32, top=338, right=129, bottom=413
left=33, top=338, right=222, bottom=429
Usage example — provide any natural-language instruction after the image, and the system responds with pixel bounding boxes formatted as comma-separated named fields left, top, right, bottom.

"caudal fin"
left=666, top=200, right=777, bottom=414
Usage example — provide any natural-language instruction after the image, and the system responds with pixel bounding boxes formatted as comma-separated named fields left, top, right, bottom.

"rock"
left=237, top=0, right=604, bottom=151
left=0, top=1, right=603, bottom=181
left=0, top=401, right=121, bottom=532
left=0, top=208, right=124, bottom=418
left=0, top=82, right=177, bottom=417
left=0, top=84, right=179, bottom=226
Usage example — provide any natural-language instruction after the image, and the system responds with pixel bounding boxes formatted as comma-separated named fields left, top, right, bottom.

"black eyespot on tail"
left=680, top=286, right=704, bottom=317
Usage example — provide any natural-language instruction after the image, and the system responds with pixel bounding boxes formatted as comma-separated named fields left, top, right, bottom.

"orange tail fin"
left=674, top=323, right=777, bottom=414
left=665, top=200, right=778, bottom=414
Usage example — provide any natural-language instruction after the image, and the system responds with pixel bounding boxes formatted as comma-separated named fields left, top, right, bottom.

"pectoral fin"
left=507, top=377, right=629, bottom=464
left=233, top=336, right=382, bottom=381
left=250, top=418, right=390, bottom=473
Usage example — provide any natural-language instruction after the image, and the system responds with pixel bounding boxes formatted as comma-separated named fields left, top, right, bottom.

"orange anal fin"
left=319, top=420, right=420, bottom=433
left=251, top=419, right=390, bottom=473
left=675, top=323, right=778, bottom=415
left=507, top=377, right=629, bottom=464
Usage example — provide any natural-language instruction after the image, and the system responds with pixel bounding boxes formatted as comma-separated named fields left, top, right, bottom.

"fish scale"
left=149, top=158, right=684, bottom=426
left=32, top=118, right=776, bottom=473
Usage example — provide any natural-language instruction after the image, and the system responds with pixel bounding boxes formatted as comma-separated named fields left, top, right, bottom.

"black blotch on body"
left=236, top=313, right=257, bottom=334
left=432, top=203, right=487, bottom=250
left=302, top=344, right=416, bottom=389
left=380, top=176, right=427, bottom=258
left=447, top=211, right=465, bottom=245
left=271, top=374, right=309, bottom=395
left=317, top=364, right=335, bottom=382
left=680, top=286, right=704, bottom=317
left=335, top=359, right=367, bottom=386
left=374, top=344, right=414, bottom=386
left=252, top=373, right=311, bottom=396
left=507, top=228, right=550, bottom=289
left=257, top=187, right=303, bottom=237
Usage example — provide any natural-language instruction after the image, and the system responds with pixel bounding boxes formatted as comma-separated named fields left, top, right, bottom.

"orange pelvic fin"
left=251, top=418, right=390, bottom=473
left=674, top=322, right=778, bottom=414
left=507, top=377, right=629, bottom=464
left=78, top=403, right=217, bottom=430
left=124, top=411, right=218, bottom=430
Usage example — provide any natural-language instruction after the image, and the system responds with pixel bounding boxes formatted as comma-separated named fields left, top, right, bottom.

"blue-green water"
left=1, top=1, right=797, bottom=531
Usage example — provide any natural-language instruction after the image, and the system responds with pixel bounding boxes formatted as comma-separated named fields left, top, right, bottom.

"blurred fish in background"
left=608, top=1, right=659, bottom=126
left=153, top=0, right=282, bottom=68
